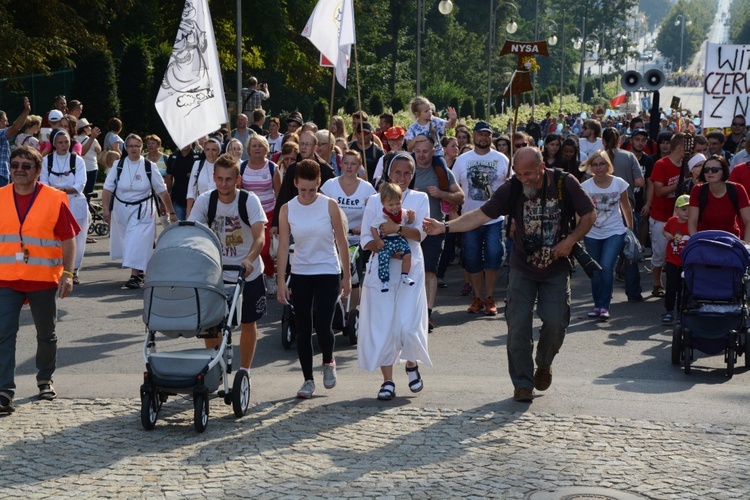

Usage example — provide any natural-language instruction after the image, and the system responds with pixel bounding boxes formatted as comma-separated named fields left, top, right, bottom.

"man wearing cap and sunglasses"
left=451, top=122, right=509, bottom=316
left=349, top=121, right=384, bottom=182
left=0, top=146, right=81, bottom=412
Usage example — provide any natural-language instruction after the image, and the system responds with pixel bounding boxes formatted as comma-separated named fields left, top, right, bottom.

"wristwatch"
left=444, top=222, right=450, bottom=233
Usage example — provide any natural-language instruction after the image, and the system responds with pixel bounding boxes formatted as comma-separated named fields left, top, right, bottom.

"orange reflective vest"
left=0, top=183, right=68, bottom=283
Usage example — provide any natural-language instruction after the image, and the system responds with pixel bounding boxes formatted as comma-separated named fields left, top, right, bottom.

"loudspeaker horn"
left=621, top=71, right=642, bottom=92
left=643, top=69, right=665, bottom=91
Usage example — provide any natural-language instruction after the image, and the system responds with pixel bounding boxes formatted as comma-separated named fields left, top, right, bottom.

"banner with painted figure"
left=702, top=43, right=750, bottom=128
left=155, top=0, right=228, bottom=149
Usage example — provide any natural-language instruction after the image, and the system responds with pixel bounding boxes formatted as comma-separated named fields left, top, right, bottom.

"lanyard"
left=13, top=183, right=41, bottom=261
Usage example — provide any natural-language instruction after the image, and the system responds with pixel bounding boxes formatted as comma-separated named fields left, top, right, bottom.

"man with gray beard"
left=423, top=148, right=595, bottom=402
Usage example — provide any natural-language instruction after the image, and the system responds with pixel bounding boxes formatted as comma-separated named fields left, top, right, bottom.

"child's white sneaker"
left=381, top=281, right=390, bottom=293
left=401, top=273, right=415, bottom=286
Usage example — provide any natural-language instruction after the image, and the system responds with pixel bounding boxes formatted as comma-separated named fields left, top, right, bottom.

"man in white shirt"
left=578, top=119, right=603, bottom=158
left=451, top=122, right=509, bottom=316
left=188, top=153, right=267, bottom=376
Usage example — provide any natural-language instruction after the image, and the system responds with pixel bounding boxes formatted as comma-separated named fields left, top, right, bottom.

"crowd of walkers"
left=1, top=87, right=749, bottom=412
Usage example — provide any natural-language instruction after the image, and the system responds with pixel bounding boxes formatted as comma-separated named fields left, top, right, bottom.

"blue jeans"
left=0, top=287, right=59, bottom=400
left=462, top=220, right=504, bottom=273
left=173, top=203, right=187, bottom=221
left=584, top=233, right=625, bottom=310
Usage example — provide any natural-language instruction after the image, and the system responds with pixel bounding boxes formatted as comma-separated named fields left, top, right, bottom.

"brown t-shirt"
left=480, top=168, right=594, bottom=279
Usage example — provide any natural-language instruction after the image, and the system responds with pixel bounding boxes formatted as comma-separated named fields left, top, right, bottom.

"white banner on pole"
left=302, top=0, right=356, bottom=88
left=702, top=43, right=750, bottom=128
left=155, top=0, right=228, bottom=149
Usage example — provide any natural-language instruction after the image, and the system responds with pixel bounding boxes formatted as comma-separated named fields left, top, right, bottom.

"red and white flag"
left=609, top=90, right=628, bottom=108
left=302, top=0, right=356, bottom=88
left=155, top=0, right=228, bottom=149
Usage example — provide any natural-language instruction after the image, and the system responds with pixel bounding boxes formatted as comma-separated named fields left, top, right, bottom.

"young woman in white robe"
left=101, top=134, right=178, bottom=289
left=39, top=129, right=88, bottom=283
left=358, top=152, right=432, bottom=400
left=185, top=138, right=221, bottom=218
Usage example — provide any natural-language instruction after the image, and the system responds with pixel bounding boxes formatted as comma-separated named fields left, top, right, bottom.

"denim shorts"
left=462, top=220, right=505, bottom=273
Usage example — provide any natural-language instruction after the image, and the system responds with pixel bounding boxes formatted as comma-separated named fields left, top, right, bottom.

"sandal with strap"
left=406, top=364, right=423, bottom=393
left=652, top=286, right=665, bottom=297
left=377, top=381, right=396, bottom=401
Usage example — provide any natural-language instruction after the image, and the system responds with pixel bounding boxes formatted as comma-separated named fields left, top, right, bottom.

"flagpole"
left=354, top=43, right=366, bottom=180
left=328, top=67, right=336, bottom=169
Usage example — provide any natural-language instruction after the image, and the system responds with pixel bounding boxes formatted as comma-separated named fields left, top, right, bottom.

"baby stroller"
left=281, top=244, right=360, bottom=349
left=140, top=221, right=248, bottom=432
left=87, top=192, right=110, bottom=236
left=672, top=230, right=750, bottom=378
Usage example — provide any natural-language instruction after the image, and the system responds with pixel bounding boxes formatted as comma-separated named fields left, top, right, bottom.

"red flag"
left=609, top=91, right=627, bottom=108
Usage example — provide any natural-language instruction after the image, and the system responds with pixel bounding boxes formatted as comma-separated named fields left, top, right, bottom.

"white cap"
left=688, top=154, right=706, bottom=170
left=48, top=110, right=64, bottom=122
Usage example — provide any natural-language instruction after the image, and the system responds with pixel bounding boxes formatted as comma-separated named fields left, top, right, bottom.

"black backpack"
left=698, top=182, right=739, bottom=222
left=46, top=152, right=78, bottom=177
left=109, top=157, right=154, bottom=211
left=506, top=168, right=577, bottom=235
left=206, top=189, right=251, bottom=228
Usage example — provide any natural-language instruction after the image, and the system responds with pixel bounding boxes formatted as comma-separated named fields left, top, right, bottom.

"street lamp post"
left=486, top=1, right=519, bottom=118
left=675, top=14, right=692, bottom=70
left=416, top=0, right=454, bottom=95
left=576, top=31, right=599, bottom=111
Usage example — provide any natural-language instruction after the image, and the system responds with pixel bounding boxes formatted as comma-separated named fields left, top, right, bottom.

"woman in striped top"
left=241, top=135, right=282, bottom=293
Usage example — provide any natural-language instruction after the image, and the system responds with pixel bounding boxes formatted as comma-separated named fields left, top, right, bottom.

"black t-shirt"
left=348, top=141, right=384, bottom=182
left=526, top=122, right=542, bottom=144
left=480, top=169, right=594, bottom=278
left=633, top=152, right=654, bottom=211
left=166, top=150, right=200, bottom=206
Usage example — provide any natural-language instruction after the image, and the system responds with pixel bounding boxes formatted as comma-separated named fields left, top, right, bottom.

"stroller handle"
left=222, top=265, right=246, bottom=282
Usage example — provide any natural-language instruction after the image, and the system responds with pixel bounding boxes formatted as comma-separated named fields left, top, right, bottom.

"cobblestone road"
left=2, top=398, right=749, bottom=499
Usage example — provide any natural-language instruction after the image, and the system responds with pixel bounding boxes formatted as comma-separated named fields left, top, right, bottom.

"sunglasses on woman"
left=10, top=162, right=34, bottom=170
left=703, top=166, right=722, bottom=173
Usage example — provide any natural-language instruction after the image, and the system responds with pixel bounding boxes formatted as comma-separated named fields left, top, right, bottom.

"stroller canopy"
left=681, top=230, right=750, bottom=301
left=143, top=222, right=228, bottom=335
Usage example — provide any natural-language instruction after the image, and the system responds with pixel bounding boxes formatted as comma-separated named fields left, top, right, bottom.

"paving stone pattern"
left=2, top=399, right=749, bottom=499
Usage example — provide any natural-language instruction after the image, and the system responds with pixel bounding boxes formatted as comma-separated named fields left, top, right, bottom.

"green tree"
left=312, top=98, right=329, bottom=129
left=71, top=47, right=119, bottom=132
left=460, top=98, right=474, bottom=119
left=369, top=92, right=384, bottom=115
left=118, top=37, right=153, bottom=136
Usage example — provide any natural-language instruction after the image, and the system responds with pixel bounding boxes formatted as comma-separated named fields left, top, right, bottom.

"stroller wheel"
left=727, top=346, right=735, bottom=378
left=96, top=223, right=110, bottom=236
left=232, top=369, right=251, bottom=417
left=671, top=326, right=682, bottom=365
left=745, top=331, right=750, bottom=368
left=346, top=309, right=360, bottom=346
left=281, top=304, right=294, bottom=350
left=87, top=224, right=96, bottom=235
left=193, top=393, right=209, bottom=433
left=140, top=391, right=159, bottom=430
left=683, top=344, right=691, bottom=374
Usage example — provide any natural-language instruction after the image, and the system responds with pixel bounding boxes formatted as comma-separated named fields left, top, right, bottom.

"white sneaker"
left=381, top=281, right=389, bottom=293
left=323, top=360, right=337, bottom=389
left=401, top=274, right=415, bottom=286
left=297, top=380, right=315, bottom=399
left=264, top=275, right=277, bottom=295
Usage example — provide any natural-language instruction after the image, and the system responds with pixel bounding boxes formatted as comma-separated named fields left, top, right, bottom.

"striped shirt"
left=241, top=161, right=276, bottom=212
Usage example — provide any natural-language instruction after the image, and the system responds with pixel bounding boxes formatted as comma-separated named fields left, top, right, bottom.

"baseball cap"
left=356, top=122, right=372, bottom=134
left=688, top=153, right=707, bottom=170
left=675, top=194, right=690, bottom=208
left=473, top=121, right=493, bottom=133
left=631, top=128, right=648, bottom=138
left=384, top=126, right=406, bottom=140
left=48, top=110, right=64, bottom=122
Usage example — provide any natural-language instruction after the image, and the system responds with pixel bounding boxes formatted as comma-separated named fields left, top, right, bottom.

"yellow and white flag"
left=302, top=0, right=356, bottom=88
left=155, top=0, right=228, bottom=149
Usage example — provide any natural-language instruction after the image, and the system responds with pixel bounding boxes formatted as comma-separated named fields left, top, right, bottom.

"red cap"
left=384, top=126, right=406, bottom=140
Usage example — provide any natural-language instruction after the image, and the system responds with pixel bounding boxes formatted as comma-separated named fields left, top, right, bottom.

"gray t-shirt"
left=413, top=164, right=457, bottom=221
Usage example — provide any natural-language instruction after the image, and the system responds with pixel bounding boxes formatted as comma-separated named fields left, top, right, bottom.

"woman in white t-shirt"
left=276, top=160, right=351, bottom=399
left=186, top=138, right=221, bottom=217
left=580, top=150, right=633, bottom=320
left=321, top=150, right=376, bottom=309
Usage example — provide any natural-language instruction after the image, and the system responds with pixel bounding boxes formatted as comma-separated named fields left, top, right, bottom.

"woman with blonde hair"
left=579, top=150, right=632, bottom=320
left=330, top=115, right=347, bottom=140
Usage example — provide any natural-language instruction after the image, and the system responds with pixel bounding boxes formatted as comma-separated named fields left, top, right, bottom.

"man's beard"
left=523, top=184, right=539, bottom=198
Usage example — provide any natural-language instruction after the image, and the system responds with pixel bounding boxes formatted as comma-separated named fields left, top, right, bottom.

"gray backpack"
left=622, top=228, right=643, bottom=263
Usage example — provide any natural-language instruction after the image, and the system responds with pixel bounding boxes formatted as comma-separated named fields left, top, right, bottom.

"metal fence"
left=0, top=69, right=74, bottom=115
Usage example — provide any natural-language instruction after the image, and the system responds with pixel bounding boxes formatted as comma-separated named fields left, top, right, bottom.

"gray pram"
left=140, top=221, right=248, bottom=432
